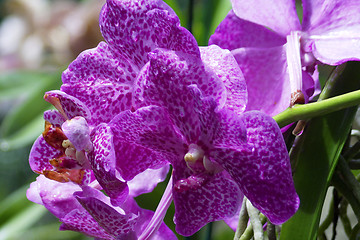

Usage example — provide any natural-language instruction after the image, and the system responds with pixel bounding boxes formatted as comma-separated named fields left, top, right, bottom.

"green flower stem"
left=344, top=140, right=360, bottom=160
left=273, top=89, right=360, bottom=128
left=350, top=223, right=360, bottom=240
left=267, top=221, right=276, bottom=240
left=234, top=197, right=249, bottom=240
left=331, top=156, right=360, bottom=222
left=246, top=200, right=264, bottom=240
left=239, top=213, right=267, bottom=240
left=339, top=199, right=352, bottom=237
left=317, top=195, right=334, bottom=239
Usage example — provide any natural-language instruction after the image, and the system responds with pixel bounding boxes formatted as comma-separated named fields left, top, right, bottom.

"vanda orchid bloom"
left=210, top=0, right=360, bottom=116
left=102, top=48, right=299, bottom=237
left=28, top=91, right=174, bottom=239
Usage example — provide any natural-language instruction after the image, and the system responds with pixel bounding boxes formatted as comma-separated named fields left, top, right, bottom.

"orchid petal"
left=44, top=90, right=91, bottom=122
left=211, top=109, right=247, bottom=148
left=29, top=135, right=62, bottom=172
left=172, top=162, right=242, bottom=236
left=137, top=49, right=226, bottom=142
left=211, top=111, right=299, bottom=224
left=60, top=209, right=112, bottom=239
left=61, top=42, right=134, bottom=125
left=231, top=0, right=300, bottom=36
left=128, top=165, right=170, bottom=197
left=75, top=186, right=137, bottom=237
left=43, top=110, right=66, bottom=127
left=209, top=10, right=286, bottom=49
left=100, top=0, right=199, bottom=67
left=90, top=123, right=129, bottom=206
left=302, top=0, right=360, bottom=65
left=231, top=46, right=291, bottom=116
left=109, top=106, right=184, bottom=180
left=200, top=45, right=248, bottom=114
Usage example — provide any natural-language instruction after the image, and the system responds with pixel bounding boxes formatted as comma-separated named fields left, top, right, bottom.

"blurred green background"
left=0, top=0, right=235, bottom=239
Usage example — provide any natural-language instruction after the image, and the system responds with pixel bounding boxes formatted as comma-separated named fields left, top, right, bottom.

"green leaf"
left=0, top=185, right=32, bottom=225
left=0, top=71, right=62, bottom=150
left=280, top=62, right=360, bottom=240
left=0, top=204, right=47, bottom=239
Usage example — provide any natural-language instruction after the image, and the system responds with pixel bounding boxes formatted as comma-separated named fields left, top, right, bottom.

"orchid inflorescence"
left=27, top=0, right=360, bottom=239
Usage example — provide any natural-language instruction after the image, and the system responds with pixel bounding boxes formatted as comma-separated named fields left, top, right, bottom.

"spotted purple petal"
left=29, top=135, right=61, bottom=173
left=75, top=186, right=137, bottom=237
left=60, top=209, right=112, bottom=239
left=172, top=161, right=242, bottom=236
left=43, top=110, right=66, bottom=127
left=61, top=42, right=134, bottom=125
left=211, top=111, right=299, bottom=224
left=90, top=123, right=129, bottom=206
left=100, top=0, right=199, bottom=67
left=108, top=106, right=185, bottom=180
left=199, top=45, right=248, bottom=114
left=44, top=90, right=91, bottom=122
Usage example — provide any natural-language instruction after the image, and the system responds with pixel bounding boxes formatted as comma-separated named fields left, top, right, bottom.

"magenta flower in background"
left=210, top=0, right=360, bottom=116
left=103, top=48, right=300, bottom=236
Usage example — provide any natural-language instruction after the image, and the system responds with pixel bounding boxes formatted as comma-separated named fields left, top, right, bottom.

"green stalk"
left=239, top=214, right=267, bottom=240
left=273, top=89, right=360, bottom=128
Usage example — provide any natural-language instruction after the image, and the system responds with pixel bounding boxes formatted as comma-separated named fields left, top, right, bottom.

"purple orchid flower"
left=60, top=0, right=247, bottom=118
left=27, top=175, right=176, bottom=240
left=99, top=48, right=300, bottom=236
left=209, top=0, right=360, bottom=116
left=29, top=89, right=170, bottom=206
left=28, top=90, right=173, bottom=238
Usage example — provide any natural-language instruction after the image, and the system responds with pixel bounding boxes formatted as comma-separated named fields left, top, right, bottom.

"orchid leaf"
left=0, top=71, right=61, bottom=150
left=0, top=185, right=32, bottom=225
left=280, top=62, right=360, bottom=240
left=0, top=204, right=47, bottom=239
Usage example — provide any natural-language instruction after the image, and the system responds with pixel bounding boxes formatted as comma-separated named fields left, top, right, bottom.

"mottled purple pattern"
left=209, top=10, right=286, bottom=49
left=211, top=111, right=299, bottom=224
left=199, top=45, right=248, bottom=114
left=211, top=109, right=247, bottom=148
left=45, top=90, right=91, bottom=121
left=61, top=42, right=134, bottom=125
left=75, top=187, right=137, bottom=237
left=109, top=106, right=185, bottom=180
left=27, top=176, right=112, bottom=239
left=60, top=209, right=112, bottom=240
left=43, top=110, right=66, bottom=127
left=29, top=135, right=61, bottom=172
left=172, top=161, right=242, bottom=236
left=100, top=0, right=199, bottom=67
left=90, top=123, right=129, bottom=206
left=136, top=49, right=228, bottom=142
left=139, top=48, right=226, bottom=111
